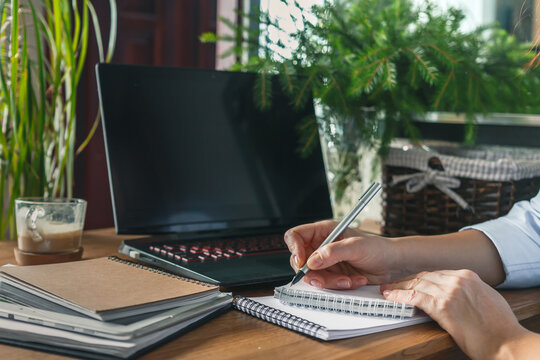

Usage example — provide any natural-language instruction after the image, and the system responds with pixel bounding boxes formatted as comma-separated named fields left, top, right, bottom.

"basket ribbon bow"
left=390, top=169, right=471, bottom=210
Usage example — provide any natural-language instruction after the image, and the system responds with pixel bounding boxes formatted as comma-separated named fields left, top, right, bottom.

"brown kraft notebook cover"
left=0, top=256, right=218, bottom=315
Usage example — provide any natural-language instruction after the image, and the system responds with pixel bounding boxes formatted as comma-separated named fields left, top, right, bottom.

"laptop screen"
left=97, top=64, right=333, bottom=234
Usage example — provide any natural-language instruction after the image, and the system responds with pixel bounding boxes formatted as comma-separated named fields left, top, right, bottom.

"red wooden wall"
left=75, top=0, right=218, bottom=229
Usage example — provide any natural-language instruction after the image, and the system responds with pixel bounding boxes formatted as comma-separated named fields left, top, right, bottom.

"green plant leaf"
left=200, top=32, right=217, bottom=43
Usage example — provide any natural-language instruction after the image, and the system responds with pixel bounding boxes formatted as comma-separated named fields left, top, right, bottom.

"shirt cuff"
left=461, top=218, right=540, bottom=289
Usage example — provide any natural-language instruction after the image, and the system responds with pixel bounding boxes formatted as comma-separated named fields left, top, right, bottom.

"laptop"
left=96, top=63, right=333, bottom=286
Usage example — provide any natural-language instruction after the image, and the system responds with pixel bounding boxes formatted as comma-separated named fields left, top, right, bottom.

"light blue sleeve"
left=461, top=189, right=540, bottom=288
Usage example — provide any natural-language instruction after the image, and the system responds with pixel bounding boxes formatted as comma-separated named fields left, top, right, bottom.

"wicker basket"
left=382, top=143, right=540, bottom=236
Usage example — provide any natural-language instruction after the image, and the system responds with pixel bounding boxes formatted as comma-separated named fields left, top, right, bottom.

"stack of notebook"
left=233, top=281, right=430, bottom=340
left=0, top=256, right=232, bottom=359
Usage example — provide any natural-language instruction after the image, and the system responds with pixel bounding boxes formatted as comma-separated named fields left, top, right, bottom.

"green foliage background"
left=203, top=0, right=540, bottom=201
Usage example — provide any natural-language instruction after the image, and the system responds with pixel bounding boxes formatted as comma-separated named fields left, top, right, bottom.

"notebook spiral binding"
left=107, top=256, right=214, bottom=287
left=275, top=287, right=414, bottom=319
left=233, top=296, right=324, bottom=338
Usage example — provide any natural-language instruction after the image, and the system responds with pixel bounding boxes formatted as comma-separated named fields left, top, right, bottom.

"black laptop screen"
left=97, top=64, right=333, bottom=234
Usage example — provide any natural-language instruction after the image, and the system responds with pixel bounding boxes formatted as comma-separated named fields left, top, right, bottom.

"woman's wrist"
left=495, top=328, right=540, bottom=360
left=386, top=236, right=419, bottom=281
left=390, top=233, right=459, bottom=277
left=384, top=231, right=506, bottom=285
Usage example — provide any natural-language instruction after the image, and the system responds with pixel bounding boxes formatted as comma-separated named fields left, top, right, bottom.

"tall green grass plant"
left=0, top=0, right=117, bottom=240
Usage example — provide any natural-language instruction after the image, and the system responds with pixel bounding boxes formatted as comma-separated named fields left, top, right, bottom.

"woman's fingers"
left=380, top=271, right=452, bottom=312
left=303, top=268, right=368, bottom=290
left=381, top=271, right=449, bottom=292
left=284, top=220, right=341, bottom=268
left=380, top=270, right=487, bottom=318
left=306, top=237, right=365, bottom=270
left=382, top=288, right=437, bottom=311
left=289, top=254, right=300, bottom=271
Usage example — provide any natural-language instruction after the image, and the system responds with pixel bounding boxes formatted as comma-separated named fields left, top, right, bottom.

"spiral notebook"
left=0, top=256, right=220, bottom=321
left=275, top=281, right=416, bottom=317
left=233, top=282, right=430, bottom=340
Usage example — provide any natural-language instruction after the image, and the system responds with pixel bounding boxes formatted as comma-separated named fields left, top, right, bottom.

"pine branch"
left=422, top=43, right=457, bottom=64
left=295, top=68, right=318, bottom=108
left=319, top=66, right=349, bottom=114
left=383, top=59, right=395, bottom=89
left=254, top=68, right=273, bottom=110
left=434, top=71, right=454, bottom=108
left=279, top=62, right=294, bottom=94
left=404, top=47, right=437, bottom=84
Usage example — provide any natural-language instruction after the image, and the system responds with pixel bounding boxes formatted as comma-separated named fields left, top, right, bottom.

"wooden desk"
left=1, top=228, right=540, bottom=360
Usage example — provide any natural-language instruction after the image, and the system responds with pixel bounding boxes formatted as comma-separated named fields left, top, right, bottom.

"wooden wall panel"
left=76, top=0, right=219, bottom=229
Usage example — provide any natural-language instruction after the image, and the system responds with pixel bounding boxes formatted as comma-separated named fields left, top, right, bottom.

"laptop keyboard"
left=148, top=234, right=289, bottom=263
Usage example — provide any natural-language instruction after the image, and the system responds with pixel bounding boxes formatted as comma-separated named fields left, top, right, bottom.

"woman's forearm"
left=496, top=329, right=540, bottom=360
left=393, top=229, right=506, bottom=286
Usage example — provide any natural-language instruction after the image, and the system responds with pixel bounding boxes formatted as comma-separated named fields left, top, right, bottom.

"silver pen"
left=290, top=182, right=382, bottom=286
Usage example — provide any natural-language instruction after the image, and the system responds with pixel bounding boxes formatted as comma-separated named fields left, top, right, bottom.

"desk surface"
left=1, top=226, right=540, bottom=360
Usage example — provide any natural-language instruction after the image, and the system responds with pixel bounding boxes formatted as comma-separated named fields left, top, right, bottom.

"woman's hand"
left=284, top=220, right=405, bottom=289
left=381, top=270, right=539, bottom=359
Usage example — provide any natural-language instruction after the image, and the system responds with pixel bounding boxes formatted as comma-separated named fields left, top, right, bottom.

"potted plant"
left=0, top=0, right=117, bottom=239
left=202, top=0, right=540, bottom=208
